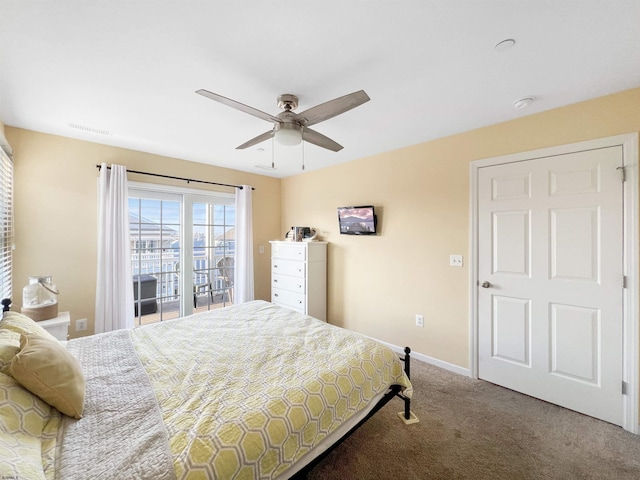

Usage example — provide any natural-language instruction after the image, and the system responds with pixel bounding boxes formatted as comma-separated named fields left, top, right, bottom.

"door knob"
left=481, top=281, right=491, bottom=288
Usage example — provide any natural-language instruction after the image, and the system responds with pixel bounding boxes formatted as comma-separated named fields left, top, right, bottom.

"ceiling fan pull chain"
left=301, top=136, right=305, bottom=171
left=271, top=135, right=276, bottom=169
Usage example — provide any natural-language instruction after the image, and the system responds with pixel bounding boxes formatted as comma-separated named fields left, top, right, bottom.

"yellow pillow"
left=6, top=333, right=86, bottom=419
left=0, top=328, right=20, bottom=370
left=0, top=311, right=58, bottom=342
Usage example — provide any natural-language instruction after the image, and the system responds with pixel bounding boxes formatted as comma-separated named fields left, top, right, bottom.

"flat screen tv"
left=337, top=205, right=377, bottom=235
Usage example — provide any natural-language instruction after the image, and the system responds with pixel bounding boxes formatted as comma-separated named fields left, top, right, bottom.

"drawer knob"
left=274, top=279, right=278, bottom=283
left=274, top=293, right=279, bottom=297
left=274, top=264, right=278, bottom=268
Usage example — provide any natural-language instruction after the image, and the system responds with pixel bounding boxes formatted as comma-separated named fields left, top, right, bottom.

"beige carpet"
left=306, top=360, right=640, bottom=479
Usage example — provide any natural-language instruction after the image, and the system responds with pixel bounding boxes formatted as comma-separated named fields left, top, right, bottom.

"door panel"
left=550, top=303, right=599, bottom=383
left=493, top=210, right=530, bottom=275
left=478, top=146, right=623, bottom=426
left=191, top=200, right=235, bottom=312
left=550, top=207, right=598, bottom=281
left=492, top=295, right=530, bottom=366
left=129, top=195, right=182, bottom=324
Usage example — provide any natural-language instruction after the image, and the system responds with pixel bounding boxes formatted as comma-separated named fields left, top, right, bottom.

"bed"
left=0, top=300, right=413, bottom=479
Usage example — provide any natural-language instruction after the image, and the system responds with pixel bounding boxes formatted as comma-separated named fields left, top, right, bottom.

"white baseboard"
left=371, top=337, right=471, bottom=377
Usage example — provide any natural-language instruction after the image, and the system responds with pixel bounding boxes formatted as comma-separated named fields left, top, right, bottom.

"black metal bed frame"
left=291, top=346, right=412, bottom=479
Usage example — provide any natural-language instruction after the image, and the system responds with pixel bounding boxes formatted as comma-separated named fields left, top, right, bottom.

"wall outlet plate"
left=450, top=254, right=463, bottom=267
left=76, top=319, right=87, bottom=331
left=415, top=314, right=424, bottom=327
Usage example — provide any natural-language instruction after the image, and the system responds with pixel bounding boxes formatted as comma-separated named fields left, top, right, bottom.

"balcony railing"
left=132, top=249, right=234, bottom=305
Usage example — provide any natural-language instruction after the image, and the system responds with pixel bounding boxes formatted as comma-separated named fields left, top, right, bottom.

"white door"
left=478, top=146, right=624, bottom=425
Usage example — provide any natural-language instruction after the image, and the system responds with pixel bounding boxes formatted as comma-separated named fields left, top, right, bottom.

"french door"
left=184, top=194, right=236, bottom=318
left=129, top=186, right=235, bottom=325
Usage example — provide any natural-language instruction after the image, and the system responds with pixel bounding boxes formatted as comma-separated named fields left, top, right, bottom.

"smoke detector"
left=513, top=97, right=535, bottom=110
left=495, top=39, right=516, bottom=52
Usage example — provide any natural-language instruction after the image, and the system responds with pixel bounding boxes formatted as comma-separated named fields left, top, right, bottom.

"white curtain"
left=234, top=185, right=254, bottom=303
left=95, top=163, right=134, bottom=333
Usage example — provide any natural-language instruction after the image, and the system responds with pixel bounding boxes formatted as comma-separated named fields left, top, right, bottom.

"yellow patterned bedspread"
left=130, top=300, right=412, bottom=480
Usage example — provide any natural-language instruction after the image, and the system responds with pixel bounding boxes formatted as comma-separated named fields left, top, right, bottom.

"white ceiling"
left=1, top=1, right=639, bottom=178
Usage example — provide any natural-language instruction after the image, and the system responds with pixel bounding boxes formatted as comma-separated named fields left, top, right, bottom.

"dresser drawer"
left=272, top=273, right=305, bottom=294
left=271, top=259, right=305, bottom=278
left=272, top=288, right=305, bottom=312
left=271, top=243, right=306, bottom=261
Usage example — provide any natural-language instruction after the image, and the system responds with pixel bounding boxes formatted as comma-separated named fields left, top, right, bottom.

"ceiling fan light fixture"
left=197, top=88, right=369, bottom=152
left=275, top=123, right=302, bottom=146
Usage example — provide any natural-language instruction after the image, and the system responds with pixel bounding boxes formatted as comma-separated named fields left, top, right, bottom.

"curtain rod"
left=95, top=164, right=254, bottom=190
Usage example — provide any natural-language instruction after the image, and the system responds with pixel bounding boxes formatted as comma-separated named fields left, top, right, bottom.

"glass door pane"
left=192, top=202, right=235, bottom=312
left=130, top=196, right=181, bottom=325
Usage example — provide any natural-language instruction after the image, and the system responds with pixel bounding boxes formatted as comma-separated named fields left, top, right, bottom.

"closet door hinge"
left=622, top=381, right=628, bottom=395
left=617, top=166, right=626, bottom=182
left=623, top=275, right=628, bottom=288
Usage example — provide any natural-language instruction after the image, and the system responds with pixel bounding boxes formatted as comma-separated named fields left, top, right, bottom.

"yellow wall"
left=281, top=87, right=640, bottom=369
left=4, top=88, right=639, bottom=365
left=5, top=128, right=281, bottom=338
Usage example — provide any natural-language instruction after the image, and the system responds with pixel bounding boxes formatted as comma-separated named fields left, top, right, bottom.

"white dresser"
left=270, top=241, right=327, bottom=321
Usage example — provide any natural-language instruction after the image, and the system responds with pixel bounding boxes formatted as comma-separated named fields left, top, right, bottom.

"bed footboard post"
left=403, top=346, right=411, bottom=380
left=403, top=347, right=411, bottom=420
left=1, top=298, right=10, bottom=313
left=397, top=346, right=418, bottom=424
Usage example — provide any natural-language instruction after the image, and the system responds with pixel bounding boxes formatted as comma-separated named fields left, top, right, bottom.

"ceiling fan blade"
left=236, top=130, right=274, bottom=149
left=196, top=89, right=281, bottom=124
left=294, top=90, right=370, bottom=127
left=302, top=127, right=343, bottom=152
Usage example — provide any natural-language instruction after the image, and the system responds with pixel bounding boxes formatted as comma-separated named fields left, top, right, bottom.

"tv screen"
left=337, top=205, right=377, bottom=235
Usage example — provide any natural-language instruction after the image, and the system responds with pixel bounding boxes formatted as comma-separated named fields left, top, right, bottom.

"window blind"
left=0, top=147, right=13, bottom=300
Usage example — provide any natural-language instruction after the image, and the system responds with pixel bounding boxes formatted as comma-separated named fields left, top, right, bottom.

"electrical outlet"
left=415, top=314, right=424, bottom=327
left=259, top=245, right=265, bottom=254
left=450, top=254, right=463, bottom=267
left=76, top=318, right=87, bottom=331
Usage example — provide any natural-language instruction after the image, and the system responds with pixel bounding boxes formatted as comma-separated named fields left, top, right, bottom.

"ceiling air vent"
left=68, top=123, right=113, bottom=136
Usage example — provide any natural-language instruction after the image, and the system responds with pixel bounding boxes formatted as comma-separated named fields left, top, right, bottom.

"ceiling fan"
left=195, top=89, right=370, bottom=152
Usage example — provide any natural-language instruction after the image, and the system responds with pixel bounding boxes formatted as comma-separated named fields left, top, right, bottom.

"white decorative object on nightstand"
left=38, top=311, right=70, bottom=341
left=270, top=241, right=327, bottom=321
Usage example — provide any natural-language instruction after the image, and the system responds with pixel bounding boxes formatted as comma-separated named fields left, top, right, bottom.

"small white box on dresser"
left=37, top=311, right=70, bottom=341
left=270, top=241, right=327, bottom=321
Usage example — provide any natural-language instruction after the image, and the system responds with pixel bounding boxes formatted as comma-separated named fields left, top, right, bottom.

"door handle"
left=481, top=281, right=491, bottom=288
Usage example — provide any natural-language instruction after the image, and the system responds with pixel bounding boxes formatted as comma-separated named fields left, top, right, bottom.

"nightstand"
left=38, top=312, right=70, bottom=341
